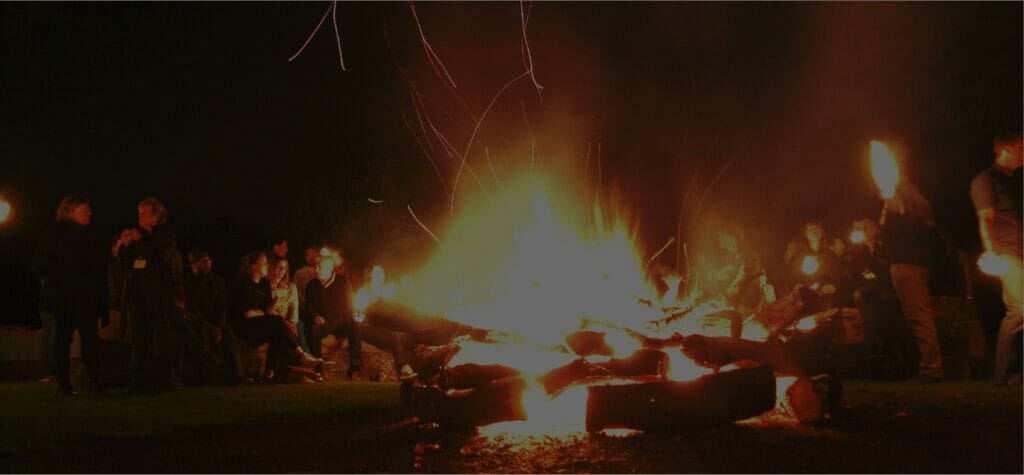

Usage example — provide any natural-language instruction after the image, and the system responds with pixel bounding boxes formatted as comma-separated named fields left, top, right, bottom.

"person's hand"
left=314, top=315, right=326, bottom=326
left=212, top=327, right=223, bottom=345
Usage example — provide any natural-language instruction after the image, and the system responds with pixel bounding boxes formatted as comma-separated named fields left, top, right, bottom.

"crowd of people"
left=31, top=132, right=1022, bottom=395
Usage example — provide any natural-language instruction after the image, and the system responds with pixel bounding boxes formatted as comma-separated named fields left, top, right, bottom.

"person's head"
left=243, top=251, right=269, bottom=280
left=316, top=250, right=342, bottom=282
left=993, top=130, right=1023, bottom=170
left=137, top=197, right=167, bottom=230
left=803, top=222, right=826, bottom=251
left=189, top=250, right=213, bottom=274
left=269, top=235, right=288, bottom=259
left=268, top=254, right=290, bottom=285
left=304, top=246, right=320, bottom=267
left=55, top=194, right=92, bottom=226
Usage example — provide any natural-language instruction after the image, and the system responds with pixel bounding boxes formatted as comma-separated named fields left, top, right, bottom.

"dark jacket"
left=303, top=275, right=354, bottom=325
left=183, top=270, right=228, bottom=329
left=228, top=276, right=272, bottom=329
left=880, top=182, right=935, bottom=267
left=116, top=224, right=183, bottom=304
left=32, top=219, right=110, bottom=320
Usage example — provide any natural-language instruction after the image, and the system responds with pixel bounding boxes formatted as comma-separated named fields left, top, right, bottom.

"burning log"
left=585, top=366, right=777, bottom=432
left=410, top=376, right=528, bottom=428
left=680, top=334, right=803, bottom=375
left=538, top=349, right=668, bottom=395
left=565, top=331, right=614, bottom=357
left=439, top=363, right=521, bottom=390
left=411, top=343, right=462, bottom=379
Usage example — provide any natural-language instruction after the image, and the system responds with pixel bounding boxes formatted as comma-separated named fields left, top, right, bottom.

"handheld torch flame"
left=0, top=199, right=10, bottom=224
left=978, top=251, right=1011, bottom=277
left=870, top=140, right=899, bottom=199
left=801, top=255, right=820, bottom=275
left=849, top=229, right=866, bottom=245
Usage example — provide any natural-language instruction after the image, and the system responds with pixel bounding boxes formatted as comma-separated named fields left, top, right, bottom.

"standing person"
left=304, top=251, right=364, bottom=380
left=879, top=180, right=944, bottom=382
left=268, top=255, right=310, bottom=353
left=229, top=251, right=321, bottom=382
left=971, top=130, right=1023, bottom=385
left=182, top=250, right=243, bottom=384
left=112, top=197, right=184, bottom=392
left=32, top=195, right=109, bottom=395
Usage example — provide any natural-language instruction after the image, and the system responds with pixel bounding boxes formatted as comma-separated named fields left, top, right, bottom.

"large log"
left=585, top=366, right=776, bottom=432
left=410, top=376, right=528, bottom=427
left=565, top=331, right=614, bottom=357
left=411, top=343, right=461, bottom=379
left=680, top=334, right=803, bottom=375
left=439, top=363, right=521, bottom=390
left=537, top=350, right=668, bottom=395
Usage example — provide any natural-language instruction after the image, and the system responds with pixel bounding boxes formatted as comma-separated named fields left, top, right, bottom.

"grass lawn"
left=1, top=380, right=1020, bottom=473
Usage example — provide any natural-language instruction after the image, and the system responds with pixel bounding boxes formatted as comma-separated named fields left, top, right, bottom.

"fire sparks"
left=870, top=140, right=899, bottom=199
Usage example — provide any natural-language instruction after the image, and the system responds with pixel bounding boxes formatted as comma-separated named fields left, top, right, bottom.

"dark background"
left=1, top=3, right=1020, bottom=331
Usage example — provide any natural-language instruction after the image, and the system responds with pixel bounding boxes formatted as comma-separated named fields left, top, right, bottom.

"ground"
left=1, top=380, right=1020, bottom=473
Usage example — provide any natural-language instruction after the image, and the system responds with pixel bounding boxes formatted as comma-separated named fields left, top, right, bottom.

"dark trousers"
left=54, top=312, right=99, bottom=389
left=309, top=318, right=361, bottom=369
left=233, top=315, right=300, bottom=373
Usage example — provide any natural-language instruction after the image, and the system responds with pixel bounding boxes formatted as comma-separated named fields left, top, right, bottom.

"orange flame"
left=978, top=251, right=1012, bottom=277
left=800, top=255, right=820, bottom=275
left=870, top=140, right=899, bottom=199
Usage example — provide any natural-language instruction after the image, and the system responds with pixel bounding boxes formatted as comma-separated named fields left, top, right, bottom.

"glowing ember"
left=800, top=255, right=820, bottom=275
left=870, top=140, right=899, bottom=199
left=978, top=251, right=1011, bottom=277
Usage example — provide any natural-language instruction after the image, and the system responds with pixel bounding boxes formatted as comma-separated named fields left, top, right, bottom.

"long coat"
left=32, top=219, right=109, bottom=322
left=117, top=225, right=183, bottom=365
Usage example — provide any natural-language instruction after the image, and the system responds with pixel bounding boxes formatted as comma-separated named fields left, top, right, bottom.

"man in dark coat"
left=182, top=249, right=243, bottom=384
left=33, top=195, right=109, bottom=395
left=113, top=197, right=184, bottom=392
left=304, top=252, right=363, bottom=378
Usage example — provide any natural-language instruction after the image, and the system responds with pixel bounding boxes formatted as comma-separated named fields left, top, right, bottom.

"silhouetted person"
left=304, top=251, right=363, bottom=379
left=33, top=195, right=109, bottom=395
left=182, top=249, right=243, bottom=384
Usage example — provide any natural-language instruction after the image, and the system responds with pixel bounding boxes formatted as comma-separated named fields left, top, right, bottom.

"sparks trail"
left=675, top=121, right=723, bottom=270
left=450, top=70, right=532, bottom=216
left=408, top=2, right=477, bottom=123
left=691, top=136, right=753, bottom=226
left=485, top=146, right=513, bottom=213
left=521, top=101, right=539, bottom=172
left=520, top=0, right=543, bottom=101
left=289, top=1, right=346, bottom=71
left=646, top=237, right=676, bottom=270
left=401, top=112, right=450, bottom=197
left=407, top=205, right=441, bottom=245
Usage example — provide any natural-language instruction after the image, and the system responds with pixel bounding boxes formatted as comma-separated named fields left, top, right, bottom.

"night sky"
left=1, top=2, right=1021, bottom=326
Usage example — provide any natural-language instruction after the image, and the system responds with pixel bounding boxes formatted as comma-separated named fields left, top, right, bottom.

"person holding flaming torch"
left=871, top=141, right=944, bottom=382
left=970, top=130, right=1022, bottom=385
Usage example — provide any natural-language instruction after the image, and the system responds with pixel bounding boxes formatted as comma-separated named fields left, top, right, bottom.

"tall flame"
left=870, top=140, right=899, bottom=199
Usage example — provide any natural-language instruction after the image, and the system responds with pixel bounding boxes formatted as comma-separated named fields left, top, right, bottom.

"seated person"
left=783, top=222, right=846, bottom=313
left=695, top=227, right=767, bottom=315
left=303, top=251, right=364, bottom=379
left=229, top=251, right=321, bottom=381
left=268, top=255, right=310, bottom=353
left=182, top=249, right=244, bottom=384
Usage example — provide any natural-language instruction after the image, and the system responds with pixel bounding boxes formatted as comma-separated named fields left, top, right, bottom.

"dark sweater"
left=304, top=275, right=354, bottom=325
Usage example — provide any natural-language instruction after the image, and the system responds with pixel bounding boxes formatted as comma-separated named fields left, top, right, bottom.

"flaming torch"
left=978, top=251, right=1011, bottom=277
left=801, top=255, right=820, bottom=276
left=0, top=198, right=11, bottom=225
left=870, top=141, right=899, bottom=200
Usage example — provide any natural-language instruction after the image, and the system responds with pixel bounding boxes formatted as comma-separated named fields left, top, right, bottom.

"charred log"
left=585, top=366, right=777, bottom=432
left=538, top=349, right=668, bottom=395
left=565, top=331, right=615, bottom=357
left=411, top=343, right=462, bottom=379
left=410, top=376, right=528, bottom=428
left=439, top=363, right=522, bottom=390
left=680, top=334, right=803, bottom=375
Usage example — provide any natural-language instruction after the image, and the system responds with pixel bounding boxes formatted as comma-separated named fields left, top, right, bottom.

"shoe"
left=299, top=352, right=324, bottom=368
left=57, top=383, right=77, bottom=396
left=347, top=368, right=366, bottom=381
